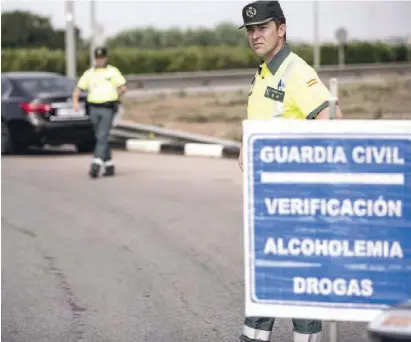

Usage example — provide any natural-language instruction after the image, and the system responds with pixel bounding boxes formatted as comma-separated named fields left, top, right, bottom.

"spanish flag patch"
left=306, top=79, right=318, bottom=87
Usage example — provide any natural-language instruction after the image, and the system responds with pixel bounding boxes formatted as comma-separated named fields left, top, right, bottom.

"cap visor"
left=238, top=17, right=274, bottom=29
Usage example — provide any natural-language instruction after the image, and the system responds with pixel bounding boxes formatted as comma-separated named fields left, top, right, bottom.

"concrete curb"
left=125, top=139, right=240, bottom=159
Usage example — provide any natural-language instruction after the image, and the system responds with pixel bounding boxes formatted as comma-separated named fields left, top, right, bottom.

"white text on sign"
left=260, top=145, right=405, bottom=164
left=264, top=197, right=402, bottom=217
left=293, top=277, right=374, bottom=297
left=263, top=238, right=404, bottom=259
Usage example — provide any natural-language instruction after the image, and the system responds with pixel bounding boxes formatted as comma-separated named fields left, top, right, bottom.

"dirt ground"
left=121, top=76, right=411, bottom=141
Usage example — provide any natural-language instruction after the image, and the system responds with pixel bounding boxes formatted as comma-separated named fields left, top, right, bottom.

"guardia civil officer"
left=237, top=1, right=343, bottom=342
left=72, top=46, right=127, bottom=178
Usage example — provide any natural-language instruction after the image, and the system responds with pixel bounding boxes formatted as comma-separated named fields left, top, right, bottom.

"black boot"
left=89, top=162, right=101, bottom=179
left=103, top=164, right=115, bottom=177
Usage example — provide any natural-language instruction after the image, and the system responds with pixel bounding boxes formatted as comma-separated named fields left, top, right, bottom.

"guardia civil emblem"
left=246, top=6, right=257, bottom=18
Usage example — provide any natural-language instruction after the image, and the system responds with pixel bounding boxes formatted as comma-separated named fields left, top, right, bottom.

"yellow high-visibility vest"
left=77, top=64, right=126, bottom=104
left=247, top=43, right=332, bottom=120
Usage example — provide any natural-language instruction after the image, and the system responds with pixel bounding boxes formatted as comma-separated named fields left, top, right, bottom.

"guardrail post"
left=329, top=78, right=338, bottom=120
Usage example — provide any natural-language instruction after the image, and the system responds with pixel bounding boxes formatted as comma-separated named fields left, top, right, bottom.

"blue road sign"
left=243, top=120, right=411, bottom=322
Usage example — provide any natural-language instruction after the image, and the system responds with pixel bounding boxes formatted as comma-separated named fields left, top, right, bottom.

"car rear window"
left=17, top=76, right=76, bottom=95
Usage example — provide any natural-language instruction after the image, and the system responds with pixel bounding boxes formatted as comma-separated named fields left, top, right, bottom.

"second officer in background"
left=72, top=46, right=127, bottom=178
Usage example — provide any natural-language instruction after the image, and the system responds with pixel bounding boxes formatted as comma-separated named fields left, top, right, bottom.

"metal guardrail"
left=124, top=62, right=411, bottom=90
left=111, top=62, right=411, bottom=149
left=111, top=120, right=241, bottom=148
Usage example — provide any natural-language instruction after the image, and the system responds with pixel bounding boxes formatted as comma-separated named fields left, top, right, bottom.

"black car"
left=1, top=71, right=95, bottom=154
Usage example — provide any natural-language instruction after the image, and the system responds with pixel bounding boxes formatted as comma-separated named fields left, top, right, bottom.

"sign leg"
left=329, top=321, right=338, bottom=342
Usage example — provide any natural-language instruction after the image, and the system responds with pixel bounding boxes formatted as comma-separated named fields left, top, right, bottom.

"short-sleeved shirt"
left=77, top=64, right=126, bottom=104
left=247, top=43, right=332, bottom=120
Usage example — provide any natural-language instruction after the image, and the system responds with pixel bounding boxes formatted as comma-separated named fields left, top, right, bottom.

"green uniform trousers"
left=240, top=316, right=322, bottom=342
left=89, top=104, right=116, bottom=165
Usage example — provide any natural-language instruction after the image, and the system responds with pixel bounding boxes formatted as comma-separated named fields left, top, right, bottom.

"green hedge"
left=2, top=42, right=410, bottom=75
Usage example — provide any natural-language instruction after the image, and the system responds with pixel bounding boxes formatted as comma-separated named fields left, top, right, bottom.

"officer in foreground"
left=237, top=1, right=343, bottom=342
left=72, top=47, right=127, bottom=178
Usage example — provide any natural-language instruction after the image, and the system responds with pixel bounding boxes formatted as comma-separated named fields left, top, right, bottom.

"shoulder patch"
left=306, top=78, right=318, bottom=87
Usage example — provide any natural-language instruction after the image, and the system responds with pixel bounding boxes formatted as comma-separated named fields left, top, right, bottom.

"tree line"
left=5, top=9, right=409, bottom=51
left=2, top=9, right=410, bottom=75
left=1, top=10, right=85, bottom=50
left=104, top=23, right=250, bottom=49
left=1, top=11, right=254, bottom=50
left=1, top=10, right=251, bottom=50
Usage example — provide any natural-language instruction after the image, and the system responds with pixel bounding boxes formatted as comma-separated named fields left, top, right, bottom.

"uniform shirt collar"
left=93, top=64, right=109, bottom=69
left=262, top=43, right=291, bottom=75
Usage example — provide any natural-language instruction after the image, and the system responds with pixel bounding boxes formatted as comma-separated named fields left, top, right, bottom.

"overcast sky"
left=2, top=0, right=411, bottom=43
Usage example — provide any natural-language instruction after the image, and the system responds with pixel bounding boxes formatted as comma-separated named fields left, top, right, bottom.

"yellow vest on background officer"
left=72, top=46, right=127, bottom=179
left=237, top=1, right=343, bottom=342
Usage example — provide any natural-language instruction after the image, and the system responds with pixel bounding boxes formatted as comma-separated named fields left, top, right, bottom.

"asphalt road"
left=2, top=150, right=370, bottom=342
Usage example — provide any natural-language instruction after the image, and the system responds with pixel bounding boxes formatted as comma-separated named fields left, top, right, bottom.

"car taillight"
left=20, top=102, right=51, bottom=114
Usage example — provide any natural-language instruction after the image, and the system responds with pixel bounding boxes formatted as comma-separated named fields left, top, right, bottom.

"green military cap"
left=94, top=46, right=108, bottom=58
left=239, top=1, right=285, bottom=29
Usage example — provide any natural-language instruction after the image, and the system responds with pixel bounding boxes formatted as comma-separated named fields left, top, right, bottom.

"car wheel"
left=76, top=140, right=95, bottom=153
left=2, top=122, right=13, bottom=155
left=2, top=122, right=29, bottom=155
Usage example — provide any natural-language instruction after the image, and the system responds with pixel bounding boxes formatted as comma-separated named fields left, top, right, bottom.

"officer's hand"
left=72, top=101, right=79, bottom=112
left=238, top=146, right=243, bottom=172
left=118, top=85, right=127, bottom=97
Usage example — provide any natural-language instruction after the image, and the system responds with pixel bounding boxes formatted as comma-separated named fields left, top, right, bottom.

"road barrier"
left=124, top=62, right=411, bottom=90
left=111, top=63, right=411, bottom=152
left=110, top=120, right=241, bottom=148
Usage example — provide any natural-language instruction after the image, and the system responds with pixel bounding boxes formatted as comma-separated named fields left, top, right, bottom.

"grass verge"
left=122, top=76, right=411, bottom=141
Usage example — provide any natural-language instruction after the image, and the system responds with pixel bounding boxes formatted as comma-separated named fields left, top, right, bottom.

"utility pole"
left=335, top=27, right=348, bottom=68
left=65, top=0, right=76, bottom=78
left=90, top=0, right=97, bottom=67
left=313, top=0, right=320, bottom=70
